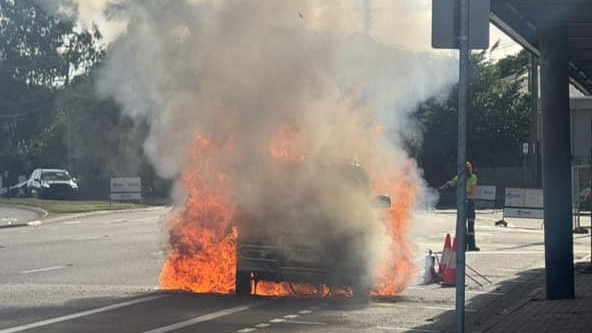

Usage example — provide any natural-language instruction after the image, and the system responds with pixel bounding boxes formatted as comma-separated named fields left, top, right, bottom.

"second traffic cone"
left=441, top=235, right=457, bottom=286
left=438, top=233, right=452, bottom=278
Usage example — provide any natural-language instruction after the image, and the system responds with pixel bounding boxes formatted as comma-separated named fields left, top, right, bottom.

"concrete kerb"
left=0, top=203, right=48, bottom=228
left=1, top=204, right=170, bottom=228
left=35, top=206, right=171, bottom=226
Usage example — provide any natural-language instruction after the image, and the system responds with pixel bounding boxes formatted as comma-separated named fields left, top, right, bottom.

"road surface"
left=0, top=207, right=589, bottom=332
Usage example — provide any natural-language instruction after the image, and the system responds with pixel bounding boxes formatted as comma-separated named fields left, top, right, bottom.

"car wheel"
left=235, top=270, right=252, bottom=296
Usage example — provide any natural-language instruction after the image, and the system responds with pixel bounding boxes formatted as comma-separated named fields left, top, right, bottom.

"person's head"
left=466, top=161, right=473, bottom=175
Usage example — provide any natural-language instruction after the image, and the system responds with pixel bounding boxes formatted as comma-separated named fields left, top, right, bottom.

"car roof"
left=36, top=168, right=70, bottom=173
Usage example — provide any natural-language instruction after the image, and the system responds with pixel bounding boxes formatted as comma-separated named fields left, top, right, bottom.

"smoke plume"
left=47, top=0, right=458, bottom=293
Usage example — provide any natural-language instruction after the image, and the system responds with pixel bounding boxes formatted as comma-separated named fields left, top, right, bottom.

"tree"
left=414, top=49, right=532, bottom=185
left=0, top=0, right=104, bottom=182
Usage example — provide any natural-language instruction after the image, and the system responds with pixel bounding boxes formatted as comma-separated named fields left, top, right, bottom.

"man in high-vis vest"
left=439, top=161, right=480, bottom=251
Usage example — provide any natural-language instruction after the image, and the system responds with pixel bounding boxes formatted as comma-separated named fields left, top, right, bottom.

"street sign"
left=503, top=187, right=544, bottom=219
left=110, top=177, right=141, bottom=193
left=110, top=192, right=142, bottom=201
left=110, top=177, right=142, bottom=201
left=431, top=0, right=490, bottom=49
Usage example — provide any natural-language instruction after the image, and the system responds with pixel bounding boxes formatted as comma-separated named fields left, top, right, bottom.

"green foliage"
left=0, top=0, right=104, bottom=183
left=414, top=49, right=533, bottom=185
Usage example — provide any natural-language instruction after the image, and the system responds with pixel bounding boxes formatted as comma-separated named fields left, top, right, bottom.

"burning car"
left=234, top=163, right=391, bottom=298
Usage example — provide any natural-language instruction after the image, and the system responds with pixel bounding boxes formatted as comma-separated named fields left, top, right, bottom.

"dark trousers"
left=466, top=199, right=478, bottom=250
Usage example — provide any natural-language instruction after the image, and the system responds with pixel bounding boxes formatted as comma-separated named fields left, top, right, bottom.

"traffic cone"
left=438, top=233, right=452, bottom=278
left=441, top=235, right=457, bottom=286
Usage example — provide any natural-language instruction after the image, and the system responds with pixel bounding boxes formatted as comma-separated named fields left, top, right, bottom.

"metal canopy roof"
left=491, top=0, right=592, bottom=95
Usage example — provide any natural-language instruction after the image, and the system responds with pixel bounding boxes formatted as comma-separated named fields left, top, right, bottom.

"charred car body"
left=234, top=163, right=390, bottom=297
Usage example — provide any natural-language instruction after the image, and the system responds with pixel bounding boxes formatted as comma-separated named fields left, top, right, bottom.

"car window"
left=41, top=171, right=71, bottom=181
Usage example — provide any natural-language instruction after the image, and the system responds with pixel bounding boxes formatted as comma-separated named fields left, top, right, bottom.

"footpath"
left=462, top=261, right=592, bottom=333
left=433, top=209, right=592, bottom=333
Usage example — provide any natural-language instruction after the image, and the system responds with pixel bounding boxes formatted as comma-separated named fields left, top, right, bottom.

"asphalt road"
left=0, top=204, right=44, bottom=228
left=0, top=207, right=590, bottom=333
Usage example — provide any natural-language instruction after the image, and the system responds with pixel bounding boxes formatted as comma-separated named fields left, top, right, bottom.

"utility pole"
left=455, top=0, right=470, bottom=331
left=432, top=0, right=490, bottom=331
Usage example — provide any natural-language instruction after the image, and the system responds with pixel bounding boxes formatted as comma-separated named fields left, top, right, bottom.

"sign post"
left=432, top=1, right=490, bottom=332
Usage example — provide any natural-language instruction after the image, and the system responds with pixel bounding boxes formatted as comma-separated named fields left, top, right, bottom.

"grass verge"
left=0, top=198, right=147, bottom=214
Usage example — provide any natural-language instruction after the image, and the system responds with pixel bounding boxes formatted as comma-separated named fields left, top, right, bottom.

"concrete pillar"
left=539, top=22, right=575, bottom=300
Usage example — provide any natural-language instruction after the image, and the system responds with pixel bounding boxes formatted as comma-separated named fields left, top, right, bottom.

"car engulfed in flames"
left=159, top=131, right=417, bottom=299
left=234, top=163, right=391, bottom=298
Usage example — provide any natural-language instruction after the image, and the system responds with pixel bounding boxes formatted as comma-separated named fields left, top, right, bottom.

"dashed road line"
left=143, top=304, right=253, bottom=333
left=377, top=326, right=439, bottom=332
left=0, top=295, right=165, bottom=333
left=20, top=266, right=65, bottom=274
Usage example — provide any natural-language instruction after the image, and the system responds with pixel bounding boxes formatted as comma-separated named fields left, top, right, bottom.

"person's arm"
left=439, top=175, right=458, bottom=191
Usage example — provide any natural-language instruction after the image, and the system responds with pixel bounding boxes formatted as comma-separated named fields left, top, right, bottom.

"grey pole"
left=539, top=21, right=574, bottom=300
left=456, top=0, right=469, bottom=331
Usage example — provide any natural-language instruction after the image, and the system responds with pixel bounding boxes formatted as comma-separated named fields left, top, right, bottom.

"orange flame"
left=371, top=160, right=418, bottom=296
left=159, top=128, right=419, bottom=298
left=159, top=134, right=238, bottom=293
left=269, top=124, right=304, bottom=163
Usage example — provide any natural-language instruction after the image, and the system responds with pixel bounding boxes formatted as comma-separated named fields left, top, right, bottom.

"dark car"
left=26, top=168, right=79, bottom=200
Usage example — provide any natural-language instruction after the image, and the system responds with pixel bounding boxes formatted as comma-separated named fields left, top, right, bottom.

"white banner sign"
left=504, top=188, right=543, bottom=208
left=474, top=185, right=496, bottom=201
left=110, top=192, right=142, bottom=201
left=504, top=207, right=544, bottom=219
left=110, top=177, right=142, bottom=193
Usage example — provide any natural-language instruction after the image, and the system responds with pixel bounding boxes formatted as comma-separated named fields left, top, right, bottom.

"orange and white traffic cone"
left=441, top=235, right=457, bottom=286
left=438, top=233, right=452, bottom=279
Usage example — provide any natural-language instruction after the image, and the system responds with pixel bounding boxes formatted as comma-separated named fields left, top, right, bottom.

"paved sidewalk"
left=475, top=261, right=592, bottom=333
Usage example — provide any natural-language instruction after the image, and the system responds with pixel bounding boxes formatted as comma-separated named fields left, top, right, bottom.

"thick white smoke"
left=42, top=0, right=458, bottom=291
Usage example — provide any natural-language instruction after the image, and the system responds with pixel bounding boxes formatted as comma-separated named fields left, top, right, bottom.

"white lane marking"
left=0, top=295, right=165, bottom=333
left=298, top=310, right=312, bottom=314
left=283, top=314, right=299, bottom=319
left=377, top=326, right=439, bottom=332
left=2, top=218, right=18, bottom=225
left=236, top=329, right=256, bottom=333
left=466, top=290, right=505, bottom=296
left=465, top=251, right=546, bottom=255
left=283, top=320, right=326, bottom=325
left=104, top=218, right=128, bottom=224
left=63, top=221, right=81, bottom=225
left=142, top=304, right=252, bottom=333
left=134, top=217, right=156, bottom=223
left=20, top=266, right=65, bottom=274
left=270, top=318, right=285, bottom=323
left=255, top=323, right=271, bottom=328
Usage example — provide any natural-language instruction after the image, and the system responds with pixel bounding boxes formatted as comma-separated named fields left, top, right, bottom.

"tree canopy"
left=0, top=0, right=104, bottom=182
left=413, top=49, right=533, bottom=185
